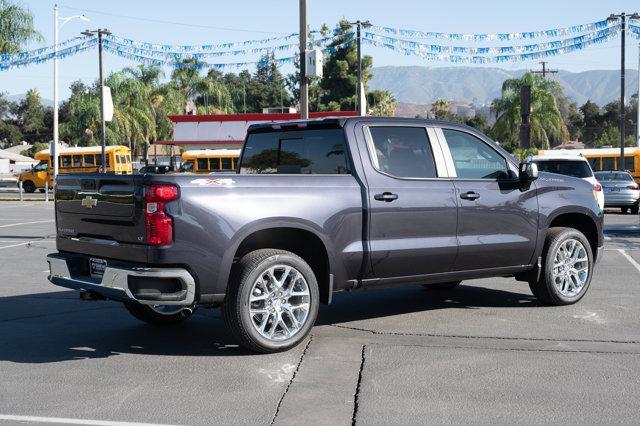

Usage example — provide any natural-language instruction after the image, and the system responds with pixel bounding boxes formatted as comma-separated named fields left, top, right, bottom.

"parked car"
left=532, top=155, right=604, bottom=211
left=47, top=117, right=604, bottom=353
left=593, top=171, right=640, bottom=214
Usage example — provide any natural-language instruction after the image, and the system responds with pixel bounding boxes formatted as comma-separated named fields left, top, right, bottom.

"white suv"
left=532, top=155, right=604, bottom=211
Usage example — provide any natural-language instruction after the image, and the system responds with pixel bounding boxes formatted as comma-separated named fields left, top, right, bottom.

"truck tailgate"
left=55, top=174, right=147, bottom=246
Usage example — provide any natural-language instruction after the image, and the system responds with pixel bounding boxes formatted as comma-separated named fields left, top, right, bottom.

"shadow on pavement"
left=319, top=283, right=537, bottom=325
left=0, top=284, right=536, bottom=363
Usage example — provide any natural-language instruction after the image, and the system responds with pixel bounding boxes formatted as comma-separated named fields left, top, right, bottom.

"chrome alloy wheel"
left=248, top=264, right=311, bottom=341
left=552, top=238, right=589, bottom=298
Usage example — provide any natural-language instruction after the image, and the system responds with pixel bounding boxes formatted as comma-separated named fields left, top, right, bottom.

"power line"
left=532, top=61, right=558, bottom=78
left=58, top=5, right=290, bottom=35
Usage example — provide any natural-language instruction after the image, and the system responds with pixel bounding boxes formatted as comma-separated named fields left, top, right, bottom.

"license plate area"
left=89, top=258, right=107, bottom=278
left=610, top=188, right=621, bottom=192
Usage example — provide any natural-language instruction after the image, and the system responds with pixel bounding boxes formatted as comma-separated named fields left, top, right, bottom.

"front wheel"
left=124, top=303, right=194, bottom=325
left=529, top=227, right=594, bottom=306
left=222, top=249, right=319, bottom=353
left=22, top=180, right=36, bottom=193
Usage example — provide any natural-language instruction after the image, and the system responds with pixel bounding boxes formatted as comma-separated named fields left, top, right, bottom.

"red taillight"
left=593, top=183, right=602, bottom=192
left=628, top=184, right=639, bottom=190
left=145, top=185, right=178, bottom=246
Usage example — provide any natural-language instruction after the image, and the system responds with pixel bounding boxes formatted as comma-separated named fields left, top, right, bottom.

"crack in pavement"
left=329, top=323, right=640, bottom=345
left=270, top=335, right=313, bottom=425
left=351, top=345, right=366, bottom=426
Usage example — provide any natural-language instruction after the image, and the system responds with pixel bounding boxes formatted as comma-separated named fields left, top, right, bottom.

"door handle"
left=374, top=192, right=399, bottom=202
left=460, top=191, right=480, bottom=201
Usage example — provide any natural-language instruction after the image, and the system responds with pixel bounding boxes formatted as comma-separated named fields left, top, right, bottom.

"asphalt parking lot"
left=0, top=202, right=639, bottom=425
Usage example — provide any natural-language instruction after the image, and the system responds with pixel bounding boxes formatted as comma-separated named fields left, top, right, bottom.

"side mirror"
left=519, top=162, right=538, bottom=182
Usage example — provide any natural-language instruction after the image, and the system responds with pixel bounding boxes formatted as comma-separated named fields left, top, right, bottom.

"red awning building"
left=154, top=111, right=359, bottom=151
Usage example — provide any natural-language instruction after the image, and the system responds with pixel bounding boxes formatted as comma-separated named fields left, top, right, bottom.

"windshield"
left=180, top=161, right=194, bottom=172
left=33, top=161, right=48, bottom=172
left=534, top=159, right=592, bottom=178
left=595, top=171, right=634, bottom=181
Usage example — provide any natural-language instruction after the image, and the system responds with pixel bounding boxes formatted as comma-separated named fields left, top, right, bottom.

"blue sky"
left=1, top=0, right=639, bottom=100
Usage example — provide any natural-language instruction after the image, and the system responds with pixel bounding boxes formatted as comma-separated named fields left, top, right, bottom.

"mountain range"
left=369, top=66, right=640, bottom=107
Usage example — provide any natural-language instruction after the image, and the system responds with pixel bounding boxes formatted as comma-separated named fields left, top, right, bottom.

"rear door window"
left=240, top=128, right=349, bottom=174
left=367, top=126, right=437, bottom=178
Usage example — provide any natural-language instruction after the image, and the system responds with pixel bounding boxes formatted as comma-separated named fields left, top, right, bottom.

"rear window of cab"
left=533, top=159, right=593, bottom=178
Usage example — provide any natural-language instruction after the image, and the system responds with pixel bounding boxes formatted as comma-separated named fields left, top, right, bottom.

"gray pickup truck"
left=47, top=117, right=604, bottom=353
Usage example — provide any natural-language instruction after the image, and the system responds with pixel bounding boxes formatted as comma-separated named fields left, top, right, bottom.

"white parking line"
left=617, top=249, right=640, bottom=274
left=0, top=414, right=177, bottom=426
left=0, top=220, right=54, bottom=228
left=0, top=240, right=55, bottom=250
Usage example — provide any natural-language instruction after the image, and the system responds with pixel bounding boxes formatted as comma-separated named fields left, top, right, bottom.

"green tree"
left=13, top=88, right=49, bottom=143
left=0, top=92, right=21, bottom=147
left=465, top=114, right=489, bottom=133
left=367, top=90, right=397, bottom=116
left=247, top=53, right=290, bottom=112
left=490, top=72, right=566, bottom=150
left=0, top=0, right=43, bottom=54
left=59, top=80, right=100, bottom=146
left=319, top=20, right=372, bottom=111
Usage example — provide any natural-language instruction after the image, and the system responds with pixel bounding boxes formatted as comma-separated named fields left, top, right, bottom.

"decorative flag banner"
left=103, top=32, right=354, bottom=60
left=363, top=26, right=620, bottom=56
left=629, top=24, right=640, bottom=38
left=0, top=37, right=97, bottom=71
left=370, top=19, right=614, bottom=41
left=102, top=39, right=354, bottom=71
left=105, top=30, right=339, bottom=53
left=0, top=36, right=88, bottom=62
left=362, top=28, right=619, bottom=64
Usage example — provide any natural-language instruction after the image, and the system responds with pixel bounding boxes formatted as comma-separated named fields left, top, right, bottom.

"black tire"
left=631, top=204, right=639, bottom=215
left=621, top=207, right=629, bottom=214
left=222, top=249, right=319, bottom=353
left=529, top=227, right=594, bottom=306
left=22, top=180, right=36, bottom=193
left=38, top=188, right=45, bottom=193
left=422, top=281, right=462, bottom=290
left=124, top=303, right=193, bottom=325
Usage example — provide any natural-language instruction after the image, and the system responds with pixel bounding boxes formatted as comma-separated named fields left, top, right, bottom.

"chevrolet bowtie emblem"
left=81, top=195, right=98, bottom=208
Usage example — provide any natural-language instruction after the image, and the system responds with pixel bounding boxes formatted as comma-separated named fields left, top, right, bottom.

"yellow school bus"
left=538, top=147, right=640, bottom=183
left=18, top=145, right=132, bottom=193
left=180, top=149, right=241, bottom=174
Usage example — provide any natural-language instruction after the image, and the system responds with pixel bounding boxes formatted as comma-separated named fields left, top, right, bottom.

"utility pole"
left=637, top=43, right=640, bottom=147
left=299, top=0, right=308, bottom=119
left=608, top=12, right=640, bottom=170
left=82, top=28, right=111, bottom=172
left=53, top=5, right=89, bottom=179
left=349, top=20, right=372, bottom=115
left=532, top=61, right=558, bottom=78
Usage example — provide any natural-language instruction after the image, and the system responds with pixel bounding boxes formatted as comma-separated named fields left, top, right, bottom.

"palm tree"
left=0, top=0, right=43, bottom=54
left=490, top=72, right=566, bottom=150
left=431, top=99, right=451, bottom=120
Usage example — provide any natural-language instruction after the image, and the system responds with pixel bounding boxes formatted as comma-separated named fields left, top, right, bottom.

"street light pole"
left=349, top=20, right=372, bottom=115
left=82, top=28, right=111, bottom=172
left=609, top=12, right=640, bottom=170
left=637, top=43, right=640, bottom=147
left=53, top=5, right=89, bottom=180
left=299, top=0, right=308, bottom=119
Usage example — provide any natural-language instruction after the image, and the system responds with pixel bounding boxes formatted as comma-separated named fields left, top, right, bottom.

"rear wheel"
left=529, top=227, right=593, bottom=306
left=124, top=303, right=193, bottom=325
left=422, top=281, right=462, bottom=290
left=621, top=207, right=629, bottom=214
left=222, top=249, right=319, bottom=353
left=22, top=180, right=35, bottom=193
left=631, top=204, right=639, bottom=215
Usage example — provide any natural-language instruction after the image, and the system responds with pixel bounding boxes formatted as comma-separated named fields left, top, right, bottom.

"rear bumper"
left=47, top=253, right=196, bottom=306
